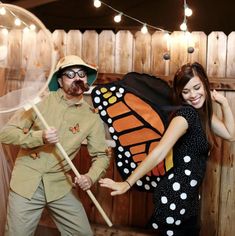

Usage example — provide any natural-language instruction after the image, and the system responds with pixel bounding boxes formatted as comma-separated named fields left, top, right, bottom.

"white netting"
left=0, top=3, right=55, bottom=115
left=0, top=3, right=55, bottom=234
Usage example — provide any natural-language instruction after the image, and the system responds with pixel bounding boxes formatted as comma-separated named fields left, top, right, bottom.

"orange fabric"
left=124, top=93, right=164, bottom=134
left=119, top=128, right=161, bottom=146
left=107, top=101, right=130, bottom=118
left=113, top=115, right=143, bottom=132
left=130, top=144, right=146, bottom=154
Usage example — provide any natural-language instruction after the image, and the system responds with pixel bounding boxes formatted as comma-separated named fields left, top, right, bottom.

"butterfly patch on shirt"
left=90, top=107, right=99, bottom=114
left=69, top=123, right=80, bottom=134
left=30, top=152, right=40, bottom=160
left=23, top=127, right=29, bottom=134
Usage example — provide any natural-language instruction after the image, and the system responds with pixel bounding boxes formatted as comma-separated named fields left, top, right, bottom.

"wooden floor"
left=35, top=224, right=157, bottom=236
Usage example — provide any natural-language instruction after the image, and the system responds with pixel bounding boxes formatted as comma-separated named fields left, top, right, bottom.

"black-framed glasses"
left=62, top=69, right=87, bottom=79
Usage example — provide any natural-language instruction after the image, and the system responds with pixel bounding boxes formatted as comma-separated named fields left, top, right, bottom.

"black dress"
left=151, top=105, right=210, bottom=236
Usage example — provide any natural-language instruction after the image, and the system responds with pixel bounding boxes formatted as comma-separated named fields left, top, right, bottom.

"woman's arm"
left=99, top=115, right=188, bottom=196
left=211, top=90, right=235, bottom=141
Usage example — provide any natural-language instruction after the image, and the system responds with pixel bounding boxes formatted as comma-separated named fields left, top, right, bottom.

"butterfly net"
left=0, top=3, right=55, bottom=233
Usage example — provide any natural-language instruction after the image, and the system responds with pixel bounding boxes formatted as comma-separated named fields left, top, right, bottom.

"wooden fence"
left=0, top=29, right=235, bottom=236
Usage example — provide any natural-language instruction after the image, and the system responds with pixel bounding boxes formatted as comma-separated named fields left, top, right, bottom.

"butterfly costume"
left=91, top=72, right=209, bottom=236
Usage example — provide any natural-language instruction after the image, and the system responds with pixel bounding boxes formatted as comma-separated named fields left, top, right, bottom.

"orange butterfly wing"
left=92, top=78, right=173, bottom=191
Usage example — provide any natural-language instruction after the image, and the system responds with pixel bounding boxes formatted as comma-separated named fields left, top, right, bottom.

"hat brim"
left=48, top=67, right=97, bottom=91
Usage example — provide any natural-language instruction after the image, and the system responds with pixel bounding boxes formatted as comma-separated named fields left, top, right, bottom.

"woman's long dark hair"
left=172, top=62, right=215, bottom=149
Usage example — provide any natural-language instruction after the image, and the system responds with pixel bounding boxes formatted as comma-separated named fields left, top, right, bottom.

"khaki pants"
left=5, top=181, right=93, bottom=236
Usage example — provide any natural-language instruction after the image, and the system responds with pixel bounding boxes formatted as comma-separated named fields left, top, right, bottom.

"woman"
left=99, top=62, right=235, bottom=236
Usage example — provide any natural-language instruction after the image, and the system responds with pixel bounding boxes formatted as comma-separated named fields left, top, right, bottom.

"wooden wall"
left=0, top=29, right=235, bottom=236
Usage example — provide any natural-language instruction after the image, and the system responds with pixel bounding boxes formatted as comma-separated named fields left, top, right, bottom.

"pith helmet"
left=48, top=55, right=98, bottom=91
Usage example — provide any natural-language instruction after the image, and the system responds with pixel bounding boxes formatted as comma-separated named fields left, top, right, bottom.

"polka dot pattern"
left=150, top=106, right=209, bottom=234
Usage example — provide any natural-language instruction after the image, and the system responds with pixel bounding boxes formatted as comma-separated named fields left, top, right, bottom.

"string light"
left=114, top=13, right=122, bottom=23
left=0, top=2, right=37, bottom=31
left=180, top=0, right=192, bottom=32
left=0, top=6, right=6, bottom=15
left=93, top=0, right=170, bottom=34
left=185, top=7, right=192, bottom=17
left=14, top=18, right=21, bottom=26
left=93, top=0, right=101, bottom=8
left=141, top=24, right=148, bottom=34
left=29, top=24, right=36, bottom=31
left=180, top=21, right=187, bottom=31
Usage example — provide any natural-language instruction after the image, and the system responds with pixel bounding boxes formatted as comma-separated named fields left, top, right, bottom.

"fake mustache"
left=71, top=80, right=90, bottom=92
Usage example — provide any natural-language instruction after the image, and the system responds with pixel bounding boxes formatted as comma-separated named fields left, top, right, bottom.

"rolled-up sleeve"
left=0, top=109, right=44, bottom=148
left=86, top=117, right=110, bottom=184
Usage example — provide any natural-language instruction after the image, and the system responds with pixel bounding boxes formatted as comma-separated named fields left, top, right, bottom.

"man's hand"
left=42, top=127, right=59, bottom=144
left=74, top=175, right=92, bottom=191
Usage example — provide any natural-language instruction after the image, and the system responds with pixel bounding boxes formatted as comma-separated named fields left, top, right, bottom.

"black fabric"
left=114, top=72, right=174, bottom=125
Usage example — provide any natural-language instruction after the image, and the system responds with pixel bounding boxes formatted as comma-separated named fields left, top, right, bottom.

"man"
left=0, top=55, right=110, bottom=236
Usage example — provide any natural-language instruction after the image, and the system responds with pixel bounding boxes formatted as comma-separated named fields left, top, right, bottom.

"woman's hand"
left=211, top=89, right=228, bottom=106
left=99, top=178, right=131, bottom=196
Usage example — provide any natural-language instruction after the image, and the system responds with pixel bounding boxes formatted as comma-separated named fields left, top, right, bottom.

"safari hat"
left=48, top=55, right=98, bottom=91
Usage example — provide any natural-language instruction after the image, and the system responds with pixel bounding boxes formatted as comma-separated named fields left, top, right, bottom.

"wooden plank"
left=82, top=30, right=98, bottom=67
left=98, top=30, right=115, bottom=73
left=7, top=29, right=22, bottom=69
left=129, top=188, right=150, bottom=227
left=218, top=91, right=235, bottom=236
left=133, top=31, right=151, bottom=73
left=0, top=68, right=6, bottom=96
left=35, top=29, right=53, bottom=71
left=200, top=95, right=224, bottom=236
left=115, top=30, right=133, bottom=74
left=226, top=32, right=235, bottom=77
left=146, top=192, right=154, bottom=226
left=0, top=29, right=8, bottom=68
left=207, top=32, right=227, bottom=77
left=52, top=30, right=67, bottom=63
left=169, top=31, right=188, bottom=75
left=189, top=31, right=207, bottom=67
left=150, top=31, right=169, bottom=75
left=66, top=30, right=82, bottom=57
left=22, top=30, right=37, bottom=70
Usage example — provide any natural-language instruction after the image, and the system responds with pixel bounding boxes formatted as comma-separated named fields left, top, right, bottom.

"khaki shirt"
left=0, top=89, right=110, bottom=202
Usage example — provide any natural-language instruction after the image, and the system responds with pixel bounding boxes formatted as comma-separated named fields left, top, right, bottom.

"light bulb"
left=23, top=27, right=30, bottom=33
left=185, top=7, right=193, bottom=17
left=94, top=0, right=101, bottom=8
left=180, top=22, right=187, bottom=31
left=14, top=18, right=21, bottom=26
left=30, top=24, right=36, bottom=31
left=141, top=24, right=148, bottom=34
left=114, top=13, right=122, bottom=23
left=1, top=28, right=8, bottom=35
left=0, top=7, right=6, bottom=15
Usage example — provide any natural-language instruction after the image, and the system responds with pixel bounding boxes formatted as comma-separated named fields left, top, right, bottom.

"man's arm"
left=0, top=109, right=45, bottom=148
